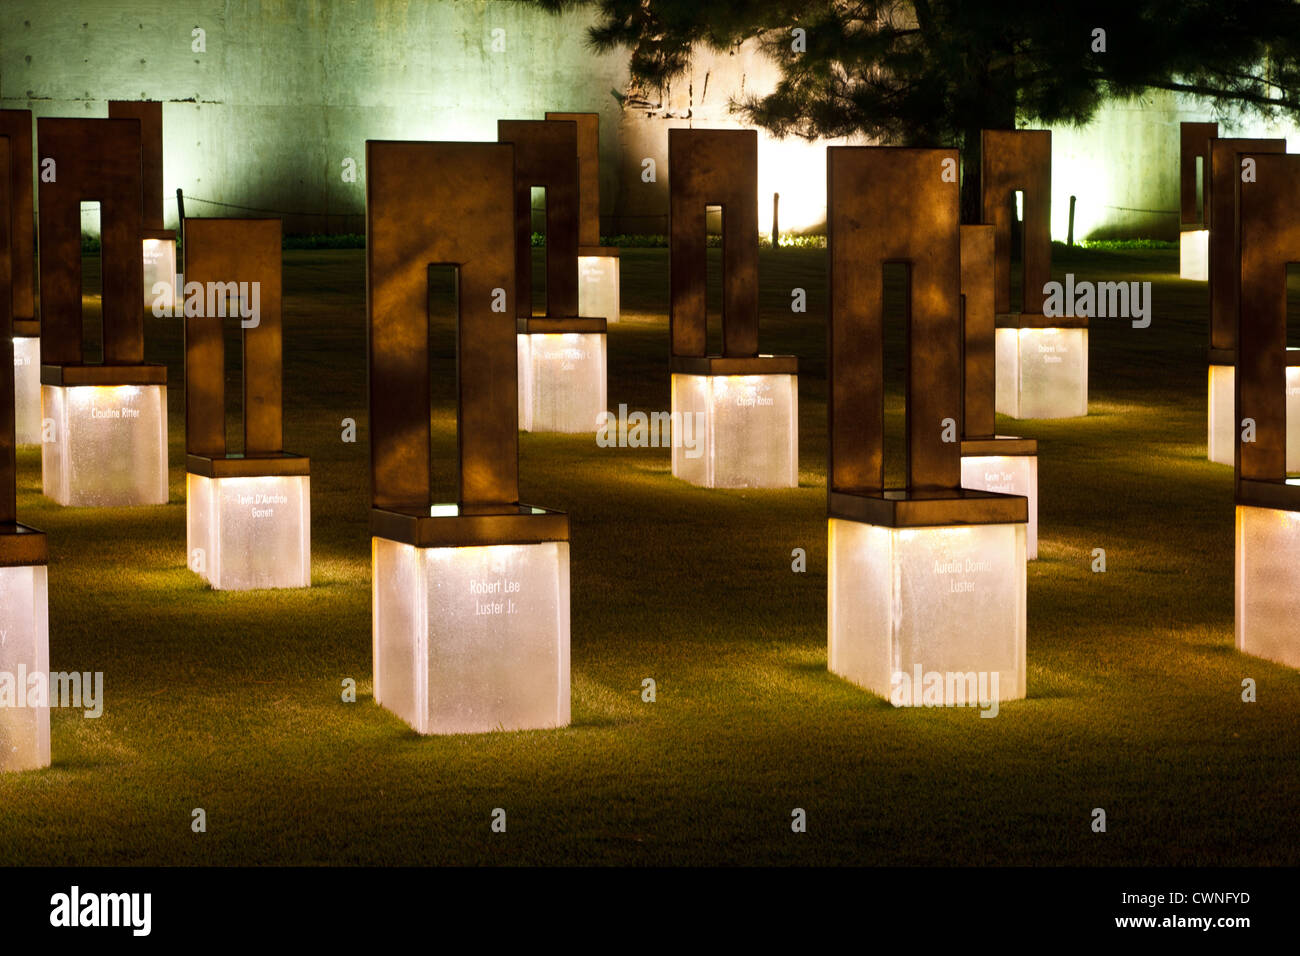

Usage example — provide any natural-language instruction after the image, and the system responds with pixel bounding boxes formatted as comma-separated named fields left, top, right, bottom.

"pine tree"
left=535, top=0, right=1300, bottom=221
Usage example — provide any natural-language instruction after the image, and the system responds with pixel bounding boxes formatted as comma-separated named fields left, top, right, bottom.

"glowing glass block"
left=671, top=373, right=798, bottom=488
left=41, top=384, right=168, bottom=507
left=961, top=455, right=1039, bottom=559
left=372, top=537, right=571, bottom=734
left=0, top=564, right=50, bottom=772
left=1208, top=363, right=1300, bottom=468
left=1236, top=505, right=1300, bottom=669
left=578, top=255, right=619, bottom=323
left=1180, top=229, right=1209, bottom=281
left=12, top=336, right=41, bottom=445
left=142, top=238, right=176, bottom=312
left=186, top=474, right=311, bottom=590
left=516, top=332, right=607, bottom=433
left=828, top=519, right=1027, bottom=704
left=1207, top=364, right=1234, bottom=466
left=995, top=327, right=1088, bottom=419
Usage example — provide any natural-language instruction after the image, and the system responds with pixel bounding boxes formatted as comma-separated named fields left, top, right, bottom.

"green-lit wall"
left=3, top=0, right=1297, bottom=240
left=0, top=0, right=630, bottom=234
left=1049, top=90, right=1299, bottom=241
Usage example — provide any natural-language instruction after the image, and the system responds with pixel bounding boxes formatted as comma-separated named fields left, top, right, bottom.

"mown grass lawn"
left=1, top=244, right=1296, bottom=866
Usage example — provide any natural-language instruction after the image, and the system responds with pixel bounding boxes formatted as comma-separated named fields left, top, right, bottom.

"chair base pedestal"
left=1180, top=228, right=1209, bottom=281
left=517, top=330, right=608, bottom=434
left=961, top=437, right=1039, bottom=560
left=143, top=233, right=177, bottom=312
left=995, top=326, right=1088, bottom=420
left=0, top=526, right=49, bottom=773
left=669, top=362, right=798, bottom=489
left=12, top=335, right=40, bottom=445
left=1236, top=504, right=1300, bottom=670
left=186, top=463, right=311, bottom=590
left=828, top=514, right=1027, bottom=706
left=578, top=247, right=619, bottom=324
left=372, top=511, right=571, bottom=735
left=40, top=373, right=168, bottom=507
left=1208, top=361, right=1300, bottom=468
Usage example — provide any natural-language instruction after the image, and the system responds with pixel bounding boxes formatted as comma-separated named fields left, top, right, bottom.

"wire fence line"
left=72, top=195, right=1184, bottom=237
left=79, top=195, right=362, bottom=218
left=1101, top=205, right=1180, bottom=215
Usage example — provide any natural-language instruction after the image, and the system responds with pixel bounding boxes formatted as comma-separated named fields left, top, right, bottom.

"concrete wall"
left=0, top=0, right=633, bottom=234
left=0, top=0, right=852, bottom=237
left=609, top=41, right=860, bottom=237
left=2, top=0, right=1295, bottom=240
left=1049, top=90, right=1300, bottom=240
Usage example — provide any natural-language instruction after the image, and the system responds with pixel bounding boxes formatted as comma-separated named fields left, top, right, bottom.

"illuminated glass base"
left=1208, top=363, right=1300, bottom=469
left=0, top=564, right=50, bottom=772
left=372, top=538, right=571, bottom=735
left=143, top=238, right=176, bottom=312
left=12, top=336, right=40, bottom=445
left=960, top=454, right=1039, bottom=560
left=828, top=519, right=1027, bottom=704
left=187, top=474, right=311, bottom=590
left=517, top=332, right=608, bottom=433
left=1180, top=229, right=1209, bottom=281
left=1236, top=505, right=1300, bottom=670
left=40, top=384, right=168, bottom=507
left=995, top=327, right=1088, bottom=419
left=670, top=373, right=798, bottom=488
left=578, top=255, right=619, bottom=323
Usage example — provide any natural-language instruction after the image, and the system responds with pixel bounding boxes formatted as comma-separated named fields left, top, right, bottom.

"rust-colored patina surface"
left=0, top=135, right=45, bottom=566
left=1181, top=121, right=1218, bottom=226
left=366, top=140, right=566, bottom=546
left=543, top=111, right=602, bottom=250
left=669, top=128, right=759, bottom=360
left=1236, top=153, right=1300, bottom=510
left=37, top=117, right=164, bottom=386
left=1208, top=138, right=1285, bottom=358
left=107, top=101, right=166, bottom=231
left=498, top=119, right=580, bottom=321
left=981, top=129, right=1053, bottom=321
left=667, top=127, right=793, bottom=375
left=0, top=111, right=35, bottom=334
left=961, top=224, right=997, bottom=440
left=499, top=118, right=605, bottom=334
left=184, top=217, right=305, bottom=478
left=828, top=146, right=1025, bottom=528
